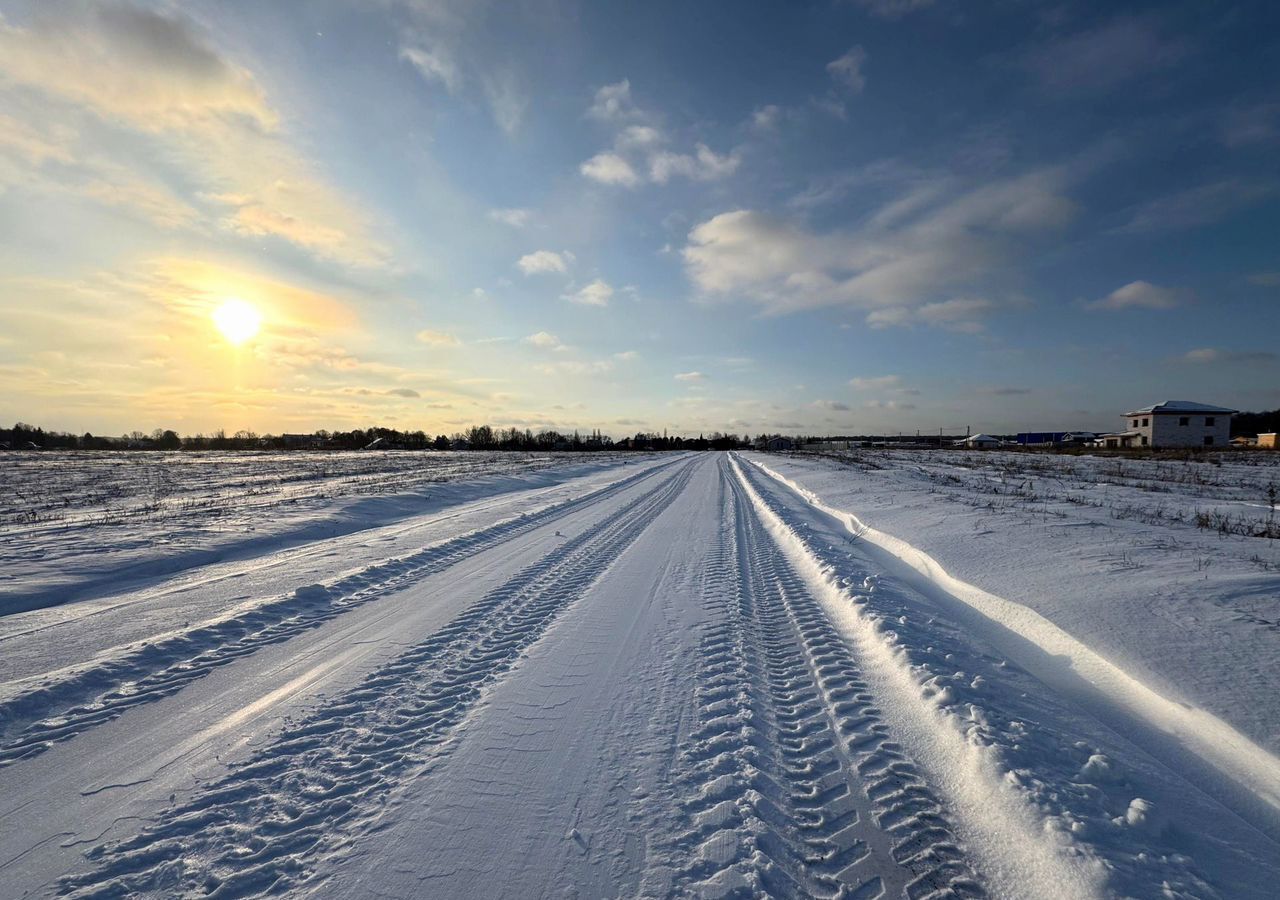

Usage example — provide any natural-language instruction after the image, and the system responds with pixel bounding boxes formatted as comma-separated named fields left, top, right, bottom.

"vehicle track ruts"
left=59, top=457, right=701, bottom=899
left=0, top=456, right=685, bottom=766
left=668, top=458, right=982, bottom=899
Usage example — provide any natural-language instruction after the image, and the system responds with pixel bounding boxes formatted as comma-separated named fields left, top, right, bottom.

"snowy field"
left=0, top=450, right=635, bottom=616
left=1, top=450, right=1278, bottom=898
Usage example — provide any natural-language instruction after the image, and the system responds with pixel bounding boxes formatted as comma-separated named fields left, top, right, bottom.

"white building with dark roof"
left=1121, top=400, right=1236, bottom=449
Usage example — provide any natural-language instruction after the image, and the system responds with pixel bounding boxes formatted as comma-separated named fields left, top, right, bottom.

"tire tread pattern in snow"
left=58, top=459, right=699, bottom=899
left=0, top=457, right=683, bottom=766
left=666, top=459, right=982, bottom=899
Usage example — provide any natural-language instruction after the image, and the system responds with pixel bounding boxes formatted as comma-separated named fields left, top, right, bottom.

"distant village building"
left=281, top=433, right=321, bottom=450
left=1124, top=401, right=1236, bottom=448
left=1259, top=433, right=1278, bottom=449
left=763, top=436, right=796, bottom=452
left=1015, top=431, right=1096, bottom=447
left=955, top=433, right=1001, bottom=448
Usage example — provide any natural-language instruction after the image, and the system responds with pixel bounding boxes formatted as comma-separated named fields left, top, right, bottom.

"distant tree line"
left=0, top=422, right=750, bottom=452
left=1232, top=409, right=1280, bottom=438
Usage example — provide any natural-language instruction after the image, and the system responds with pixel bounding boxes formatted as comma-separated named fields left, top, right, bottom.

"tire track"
left=59, top=457, right=701, bottom=899
left=0, top=456, right=683, bottom=766
left=668, top=458, right=982, bottom=898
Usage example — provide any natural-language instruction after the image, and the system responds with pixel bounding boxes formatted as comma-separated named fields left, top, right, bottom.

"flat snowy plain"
left=1, top=449, right=1278, bottom=898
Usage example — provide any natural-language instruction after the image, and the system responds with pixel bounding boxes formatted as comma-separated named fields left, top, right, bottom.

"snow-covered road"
left=2, top=453, right=1278, bottom=898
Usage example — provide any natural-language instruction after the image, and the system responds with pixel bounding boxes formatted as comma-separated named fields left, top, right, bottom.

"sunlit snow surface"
left=1, top=450, right=1277, bottom=899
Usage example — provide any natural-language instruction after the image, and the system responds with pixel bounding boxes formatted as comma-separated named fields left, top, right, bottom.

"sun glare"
left=212, top=298, right=262, bottom=346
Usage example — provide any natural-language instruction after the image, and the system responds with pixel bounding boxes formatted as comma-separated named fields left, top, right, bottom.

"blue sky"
left=0, top=0, right=1277, bottom=437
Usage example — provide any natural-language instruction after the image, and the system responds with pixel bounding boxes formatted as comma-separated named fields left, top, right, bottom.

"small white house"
left=1121, top=401, right=1236, bottom=449
left=955, top=433, right=1001, bottom=448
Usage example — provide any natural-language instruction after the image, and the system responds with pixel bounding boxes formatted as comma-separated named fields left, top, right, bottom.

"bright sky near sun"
left=0, top=0, right=1277, bottom=437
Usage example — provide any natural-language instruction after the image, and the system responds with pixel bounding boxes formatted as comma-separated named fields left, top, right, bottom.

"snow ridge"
left=730, top=454, right=1107, bottom=900
left=59, top=458, right=701, bottom=897
left=741, top=455, right=1280, bottom=843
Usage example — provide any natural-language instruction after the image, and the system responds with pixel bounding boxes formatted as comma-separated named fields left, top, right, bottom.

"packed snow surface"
left=1, top=449, right=1277, bottom=898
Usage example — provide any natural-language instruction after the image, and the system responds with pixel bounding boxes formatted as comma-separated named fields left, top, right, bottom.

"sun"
left=212, top=298, right=262, bottom=346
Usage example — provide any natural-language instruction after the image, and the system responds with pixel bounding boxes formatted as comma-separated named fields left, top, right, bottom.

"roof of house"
left=1124, top=400, right=1238, bottom=416
left=959, top=433, right=1000, bottom=443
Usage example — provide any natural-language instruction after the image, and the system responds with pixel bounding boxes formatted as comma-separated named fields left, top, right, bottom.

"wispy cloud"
left=416, top=329, right=461, bottom=347
left=684, top=166, right=1074, bottom=328
left=0, top=2, right=389, bottom=267
left=1118, top=179, right=1275, bottom=233
left=488, top=208, right=532, bottom=228
left=675, top=371, right=707, bottom=382
left=649, top=145, right=741, bottom=183
left=1019, top=16, right=1191, bottom=94
left=848, top=0, right=936, bottom=19
left=587, top=79, right=641, bottom=122
left=1178, top=348, right=1276, bottom=364
left=1086, top=281, right=1181, bottom=311
left=524, top=331, right=565, bottom=350
left=826, top=46, right=868, bottom=94
left=849, top=375, right=901, bottom=391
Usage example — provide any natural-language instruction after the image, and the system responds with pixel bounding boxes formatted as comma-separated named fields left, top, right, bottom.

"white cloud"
left=849, top=375, right=902, bottom=391
left=400, top=45, right=461, bottom=92
left=488, top=208, right=532, bottom=228
left=416, top=329, right=461, bottom=347
left=618, top=125, right=663, bottom=148
left=683, top=169, right=1073, bottom=324
left=1087, top=281, right=1180, bottom=311
left=675, top=371, right=707, bottom=382
left=580, top=152, right=640, bottom=187
left=649, top=144, right=741, bottom=183
left=751, top=105, right=782, bottom=131
left=517, top=250, right=572, bottom=275
left=587, top=80, right=640, bottom=122
left=524, top=331, right=565, bottom=350
left=613, top=350, right=640, bottom=361
left=565, top=279, right=613, bottom=307
left=580, top=79, right=739, bottom=189
left=827, top=46, right=868, bottom=93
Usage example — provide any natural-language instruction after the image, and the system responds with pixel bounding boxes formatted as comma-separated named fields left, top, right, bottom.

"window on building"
left=1132, top=419, right=1139, bottom=427
left=1141, top=436, right=1148, bottom=446
left=1204, top=436, right=1214, bottom=446
left=1179, top=417, right=1189, bottom=426
left=1142, top=418, right=1149, bottom=426
left=1205, top=416, right=1215, bottom=426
